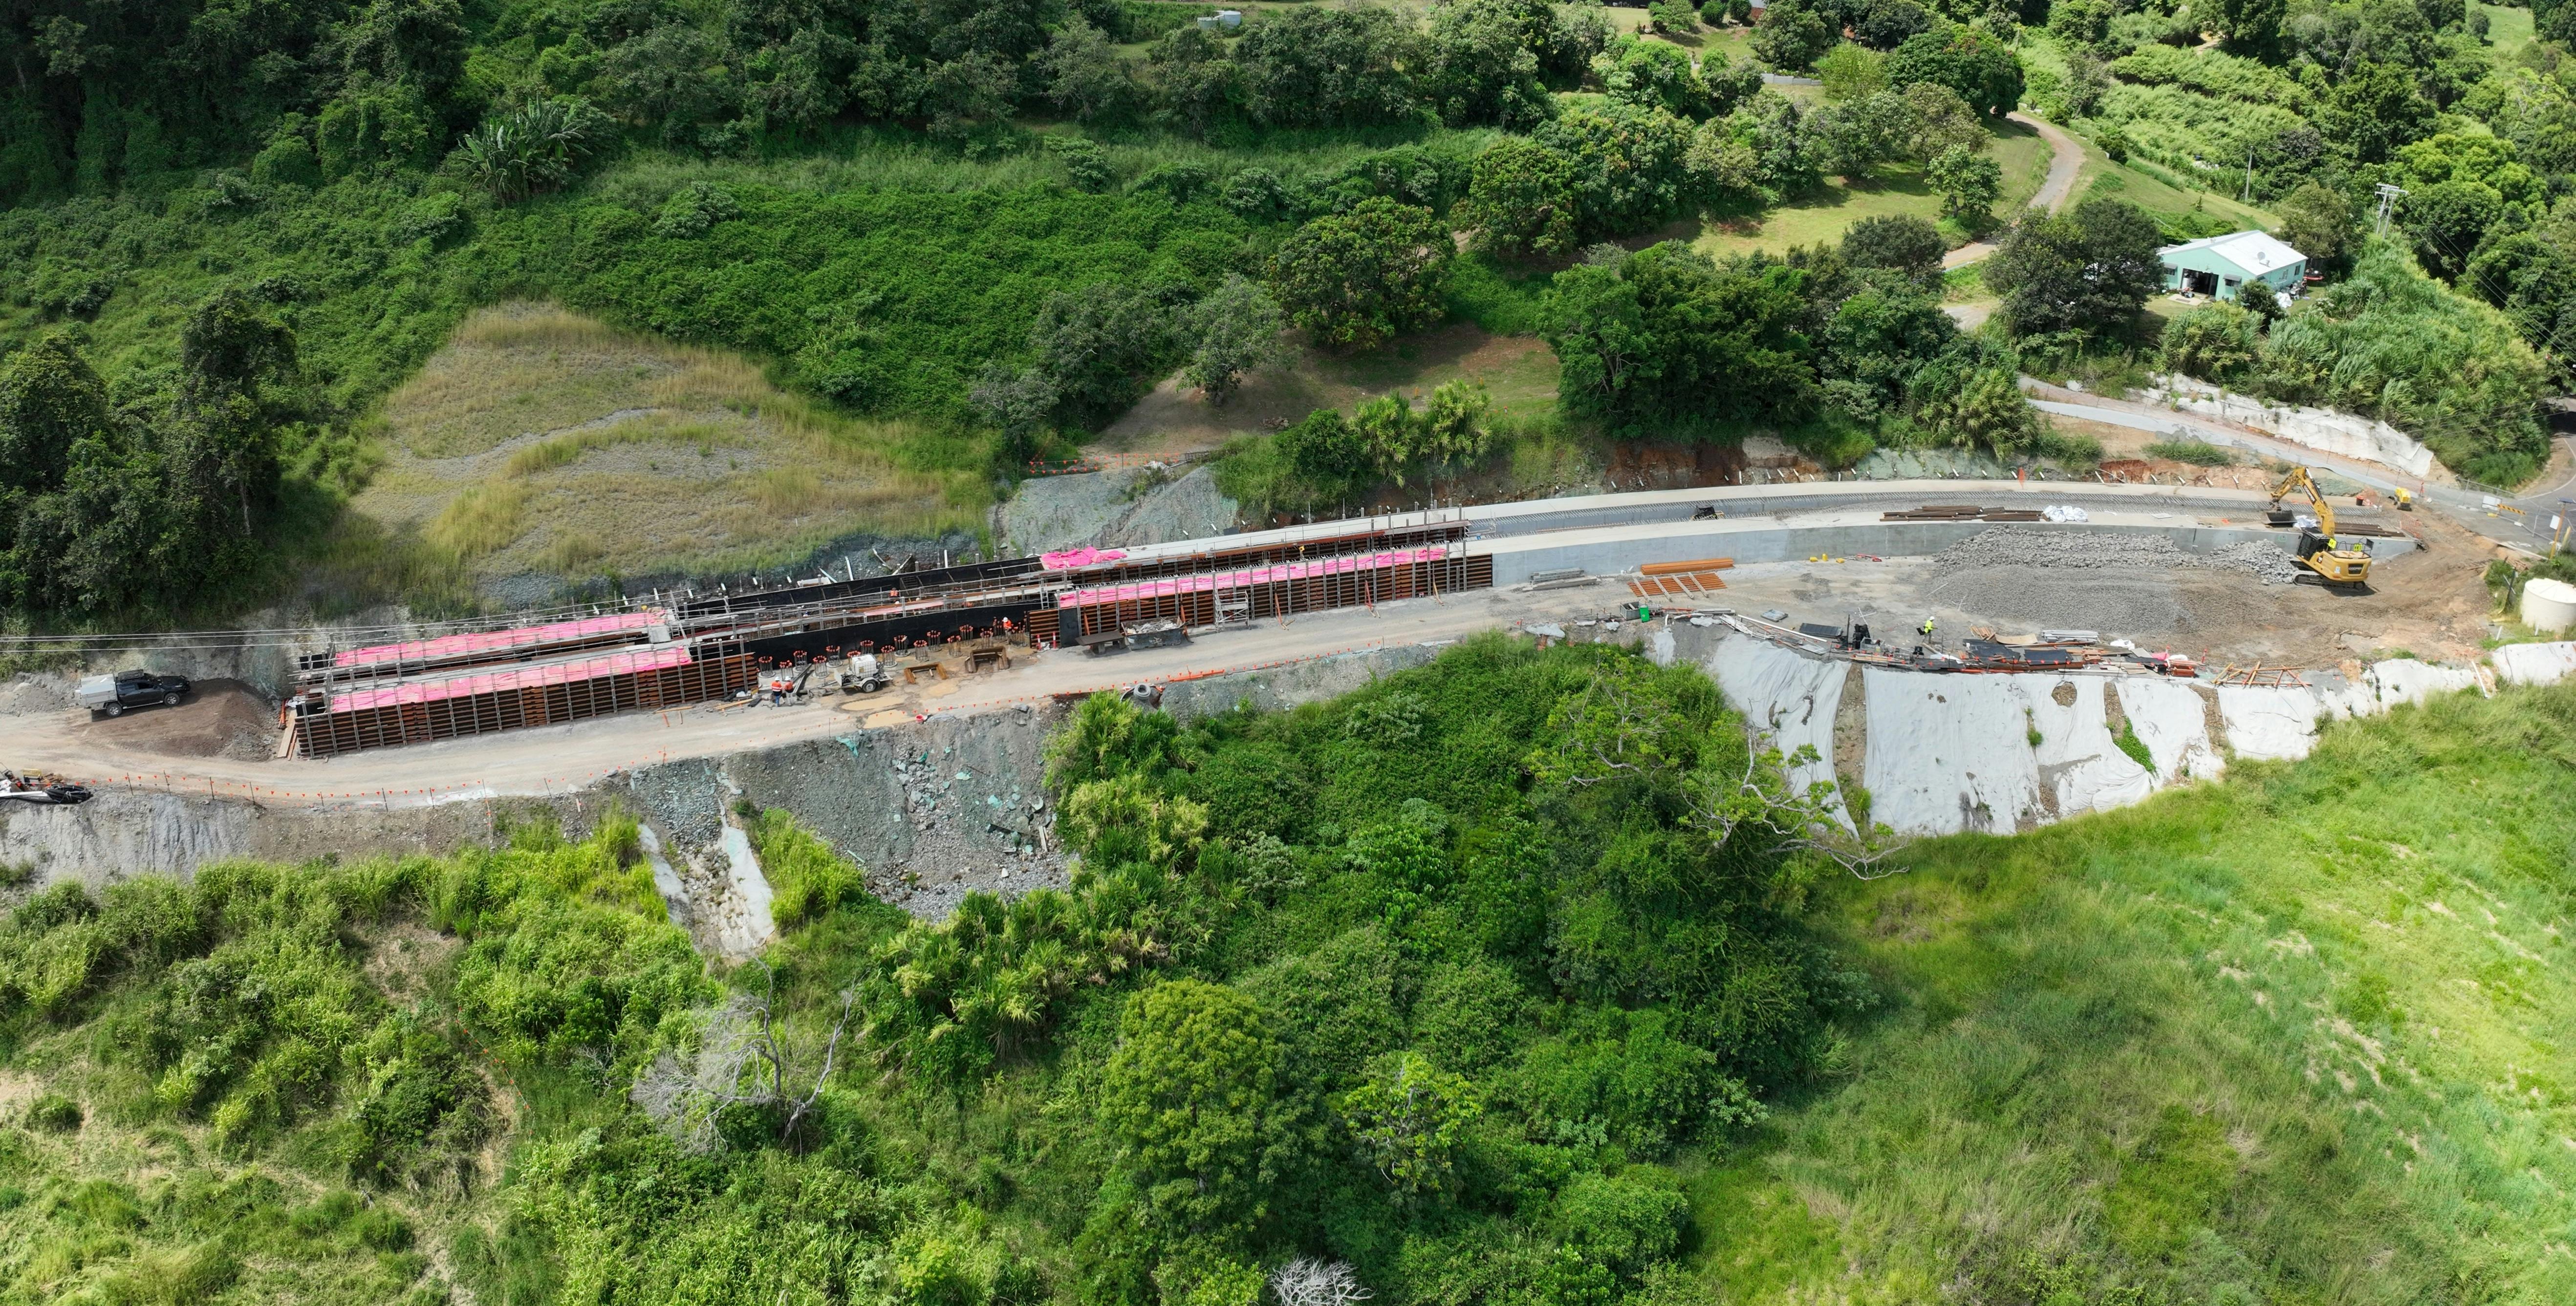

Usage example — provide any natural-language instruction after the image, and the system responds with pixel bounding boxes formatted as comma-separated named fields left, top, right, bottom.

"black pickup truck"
left=77, top=670, right=190, bottom=717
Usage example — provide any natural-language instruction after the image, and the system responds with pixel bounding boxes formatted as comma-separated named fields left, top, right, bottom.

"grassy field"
left=325, top=305, right=985, bottom=606
left=2477, top=1, right=2535, bottom=59
left=1670, top=682, right=2576, bottom=1304
left=1690, top=121, right=2054, bottom=260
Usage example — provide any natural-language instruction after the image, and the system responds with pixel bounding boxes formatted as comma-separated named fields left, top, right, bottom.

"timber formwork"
left=285, top=519, right=1496, bottom=757
left=1052, top=522, right=1488, bottom=642
left=294, top=652, right=757, bottom=758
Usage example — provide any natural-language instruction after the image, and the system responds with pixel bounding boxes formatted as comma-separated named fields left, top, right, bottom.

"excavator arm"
left=2266, top=467, right=2371, bottom=585
left=2267, top=467, right=2338, bottom=535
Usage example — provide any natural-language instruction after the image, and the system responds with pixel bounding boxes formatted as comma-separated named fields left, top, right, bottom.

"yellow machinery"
left=2267, top=468, right=2374, bottom=585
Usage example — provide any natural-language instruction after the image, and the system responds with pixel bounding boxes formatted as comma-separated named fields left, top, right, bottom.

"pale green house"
left=2158, top=230, right=2308, bottom=301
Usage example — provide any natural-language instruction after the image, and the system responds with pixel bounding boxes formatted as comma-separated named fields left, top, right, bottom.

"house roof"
left=2157, top=230, right=2307, bottom=276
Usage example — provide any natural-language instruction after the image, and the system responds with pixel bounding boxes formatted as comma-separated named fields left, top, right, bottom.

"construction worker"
left=1918, top=616, right=1936, bottom=637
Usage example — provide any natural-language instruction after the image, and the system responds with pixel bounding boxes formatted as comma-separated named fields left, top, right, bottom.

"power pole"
left=2374, top=183, right=2407, bottom=238
left=2240, top=150, right=2254, bottom=203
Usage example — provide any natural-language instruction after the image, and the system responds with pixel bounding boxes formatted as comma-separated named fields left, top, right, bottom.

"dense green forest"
left=7, top=639, right=2576, bottom=1304
left=0, top=0, right=2565, bottom=626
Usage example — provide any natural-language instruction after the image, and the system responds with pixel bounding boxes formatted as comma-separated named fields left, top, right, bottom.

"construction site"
left=0, top=467, right=2557, bottom=948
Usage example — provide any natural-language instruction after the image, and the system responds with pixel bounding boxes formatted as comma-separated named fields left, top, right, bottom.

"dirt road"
left=1943, top=114, right=2086, bottom=272
left=7, top=586, right=1625, bottom=806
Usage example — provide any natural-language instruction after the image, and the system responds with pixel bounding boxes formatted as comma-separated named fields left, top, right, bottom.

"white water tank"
left=2522, top=577, right=2576, bottom=634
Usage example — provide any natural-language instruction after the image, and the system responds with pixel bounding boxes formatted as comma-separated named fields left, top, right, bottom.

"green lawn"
left=1688, top=121, right=2051, bottom=259
left=1672, top=683, right=2576, bottom=1304
left=2478, top=1, right=2535, bottom=59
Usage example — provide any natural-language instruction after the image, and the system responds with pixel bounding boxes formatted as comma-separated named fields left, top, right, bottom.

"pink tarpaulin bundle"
left=335, top=610, right=668, bottom=668
left=1040, top=547, right=1128, bottom=571
left=329, top=646, right=693, bottom=713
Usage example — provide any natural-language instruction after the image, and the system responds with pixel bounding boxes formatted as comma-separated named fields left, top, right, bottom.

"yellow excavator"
left=2266, top=468, right=2374, bottom=585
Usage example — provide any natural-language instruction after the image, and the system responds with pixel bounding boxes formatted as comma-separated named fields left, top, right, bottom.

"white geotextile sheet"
left=2216, top=685, right=2321, bottom=761
left=1706, top=634, right=1851, bottom=829
left=2115, top=678, right=2224, bottom=782
left=2022, top=674, right=2156, bottom=818
left=1861, top=669, right=2043, bottom=836
left=2493, top=642, right=2576, bottom=686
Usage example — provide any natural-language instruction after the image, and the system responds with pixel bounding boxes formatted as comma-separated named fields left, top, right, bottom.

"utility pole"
left=2374, top=183, right=2407, bottom=238
left=2240, top=150, right=2255, bottom=204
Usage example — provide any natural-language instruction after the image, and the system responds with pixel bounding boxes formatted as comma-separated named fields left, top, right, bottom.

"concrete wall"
left=2139, top=375, right=2440, bottom=478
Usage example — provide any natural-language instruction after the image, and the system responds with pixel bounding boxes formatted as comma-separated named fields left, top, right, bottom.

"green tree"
left=1277, top=408, right=1376, bottom=500
left=1927, top=145, right=2002, bottom=224
left=1269, top=199, right=1454, bottom=352
left=1534, top=103, right=1703, bottom=237
left=1147, top=27, right=1240, bottom=136
left=1982, top=198, right=2166, bottom=337
left=1422, top=0, right=1558, bottom=128
left=1039, top=18, right=1138, bottom=123
left=1098, top=980, right=1281, bottom=1237
left=2320, top=61, right=2436, bottom=165
left=1538, top=242, right=1818, bottom=430
left=1816, top=43, right=1890, bottom=102
left=1912, top=363, right=2045, bottom=454
left=2160, top=303, right=2263, bottom=380
left=176, top=289, right=297, bottom=535
left=1461, top=136, right=1582, bottom=259
left=2202, top=0, right=2288, bottom=52
left=1901, top=82, right=1987, bottom=161
left=1752, top=0, right=1839, bottom=70
left=1182, top=276, right=1285, bottom=405
left=2399, top=180, right=2504, bottom=281
left=2281, top=174, right=2363, bottom=261
left=0, top=335, right=109, bottom=496
left=1338, top=1053, right=1483, bottom=1199
left=1595, top=38, right=1715, bottom=119
left=1235, top=7, right=1423, bottom=128
left=1855, top=0, right=1936, bottom=47
left=1885, top=24, right=2024, bottom=117
left=1841, top=214, right=1948, bottom=288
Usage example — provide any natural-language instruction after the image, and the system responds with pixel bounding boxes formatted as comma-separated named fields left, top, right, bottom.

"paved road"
left=2025, top=380, right=2576, bottom=554
left=1943, top=114, right=2086, bottom=271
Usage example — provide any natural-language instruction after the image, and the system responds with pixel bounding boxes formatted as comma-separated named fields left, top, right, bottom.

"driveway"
left=1942, top=114, right=2085, bottom=271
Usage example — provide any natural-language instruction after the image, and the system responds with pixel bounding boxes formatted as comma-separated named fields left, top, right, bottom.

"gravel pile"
left=2204, top=539, right=2307, bottom=585
left=1935, top=527, right=2303, bottom=585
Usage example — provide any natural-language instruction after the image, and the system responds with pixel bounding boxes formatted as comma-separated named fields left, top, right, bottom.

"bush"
left=24, top=1092, right=81, bottom=1133
left=2145, top=438, right=2239, bottom=466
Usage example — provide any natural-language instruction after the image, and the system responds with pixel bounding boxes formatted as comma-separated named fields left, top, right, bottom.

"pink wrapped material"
left=1040, top=547, right=1128, bottom=571
left=329, top=646, right=693, bottom=713
left=1057, top=547, right=1450, bottom=608
left=335, top=611, right=667, bottom=668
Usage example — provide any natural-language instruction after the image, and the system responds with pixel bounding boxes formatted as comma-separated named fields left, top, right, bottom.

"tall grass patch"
left=1688, top=682, right=2576, bottom=1304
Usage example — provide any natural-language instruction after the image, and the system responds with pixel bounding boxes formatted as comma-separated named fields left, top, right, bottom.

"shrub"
left=24, top=1092, right=81, bottom=1133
